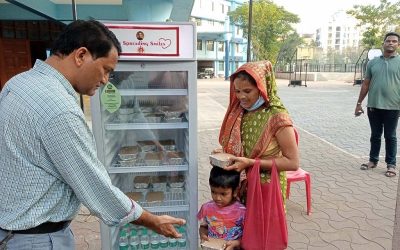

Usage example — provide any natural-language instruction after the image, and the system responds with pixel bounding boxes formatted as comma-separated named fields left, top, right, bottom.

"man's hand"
left=133, top=211, right=186, bottom=238
left=354, top=104, right=364, bottom=117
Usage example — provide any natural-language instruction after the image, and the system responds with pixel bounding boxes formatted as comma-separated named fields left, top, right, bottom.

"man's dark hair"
left=50, top=20, right=121, bottom=59
left=209, top=166, right=240, bottom=190
left=384, top=32, right=400, bottom=41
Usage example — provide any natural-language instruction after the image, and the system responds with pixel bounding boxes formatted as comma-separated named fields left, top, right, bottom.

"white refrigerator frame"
left=90, top=21, right=198, bottom=250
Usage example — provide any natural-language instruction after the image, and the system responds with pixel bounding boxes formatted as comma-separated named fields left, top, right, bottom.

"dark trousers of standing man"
left=367, top=107, right=400, bottom=166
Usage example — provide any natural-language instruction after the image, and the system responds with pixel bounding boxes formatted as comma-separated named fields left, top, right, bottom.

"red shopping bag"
left=241, top=159, right=288, bottom=250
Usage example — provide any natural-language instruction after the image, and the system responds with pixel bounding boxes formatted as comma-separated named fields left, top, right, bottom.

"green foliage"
left=228, top=0, right=300, bottom=63
left=276, top=33, right=305, bottom=65
left=347, top=0, right=400, bottom=48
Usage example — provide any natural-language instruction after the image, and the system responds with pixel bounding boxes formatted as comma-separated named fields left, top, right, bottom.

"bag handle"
left=247, top=158, right=277, bottom=180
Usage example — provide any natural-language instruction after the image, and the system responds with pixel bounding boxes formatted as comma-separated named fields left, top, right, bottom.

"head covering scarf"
left=219, top=60, right=292, bottom=158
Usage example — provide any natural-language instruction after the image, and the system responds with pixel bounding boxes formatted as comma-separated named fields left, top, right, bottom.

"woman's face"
left=233, top=77, right=260, bottom=109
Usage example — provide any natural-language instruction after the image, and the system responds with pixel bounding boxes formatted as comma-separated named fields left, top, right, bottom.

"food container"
left=125, top=192, right=143, bottom=202
left=144, top=152, right=164, bottom=166
left=168, top=175, right=185, bottom=188
left=164, top=117, right=182, bottom=123
left=118, top=113, right=131, bottom=123
left=209, top=153, right=235, bottom=168
left=145, top=113, right=163, bottom=123
left=201, top=238, right=226, bottom=250
left=133, top=176, right=151, bottom=189
left=159, top=140, right=176, bottom=151
left=166, top=151, right=185, bottom=165
left=163, top=111, right=182, bottom=119
left=140, top=106, right=153, bottom=113
left=151, top=176, right=167, bottom=191
left=145, top=191, right=164, bottom=204
left=118, top=146, right=140, bottom=160
left=119, top=159, right=136, bottom=167
left=137, top=140, right=157, bottom=152
left=119, top=107, right=134, bottom=115
left=169, top=187, right=185, bottom=193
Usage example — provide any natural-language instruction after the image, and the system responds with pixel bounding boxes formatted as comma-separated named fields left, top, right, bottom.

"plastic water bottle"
left=159, top=235, right=169, bottom=249
left=168, top=237, right=177, bottom=249
left=129, top=229, right=140, bottom=250
left=150, top=230, right=160, bottom=249
left=140, top=228, right=150, bottom=249
left=119, top=230, right=130, bottom=250
left=177, top=226, right=187, bottom=249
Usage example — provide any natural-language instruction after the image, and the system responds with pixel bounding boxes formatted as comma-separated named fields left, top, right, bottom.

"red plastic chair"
left=286, top=128, right=312, bottom=215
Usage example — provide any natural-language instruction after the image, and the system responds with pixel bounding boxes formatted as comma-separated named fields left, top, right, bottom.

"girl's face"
left=233, top=77, right=260, bottom=109
left=211, top=186, right=237, bottom=208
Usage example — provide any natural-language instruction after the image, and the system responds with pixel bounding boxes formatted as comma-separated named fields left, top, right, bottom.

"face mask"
left=243, top=95, right=265, bottom=111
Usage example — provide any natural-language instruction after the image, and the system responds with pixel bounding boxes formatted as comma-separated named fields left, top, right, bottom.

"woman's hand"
left=211, top=148, right=223, bottom=154
left=224, top=156, right=253, bottom=172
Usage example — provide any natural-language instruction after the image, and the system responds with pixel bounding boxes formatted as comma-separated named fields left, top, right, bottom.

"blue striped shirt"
left=0, top=60, right=143, bottom=230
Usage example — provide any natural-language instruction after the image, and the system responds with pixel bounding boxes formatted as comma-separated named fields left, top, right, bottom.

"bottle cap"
left=120, top=230, right=127, bottom=237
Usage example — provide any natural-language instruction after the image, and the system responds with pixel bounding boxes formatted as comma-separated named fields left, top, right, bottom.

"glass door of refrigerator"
left=97, top=69, right=193, bottom=249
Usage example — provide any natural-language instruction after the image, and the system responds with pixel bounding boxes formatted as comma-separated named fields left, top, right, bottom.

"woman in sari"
left=216, top=60, right=299, bottom=249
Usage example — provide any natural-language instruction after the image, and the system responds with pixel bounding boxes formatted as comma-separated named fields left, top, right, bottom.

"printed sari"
left=219, top=60, right=293, bottom=200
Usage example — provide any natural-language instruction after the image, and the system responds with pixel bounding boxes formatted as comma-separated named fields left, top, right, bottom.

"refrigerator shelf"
left=105, top=122, right=188, bottom=130
left=108, top=165, right=188, bottom=173
left=146, top=205, right=189, bottom=213
left=141, top=192, right=188, bottom=212
left=119, top=89, right=188, bottom=96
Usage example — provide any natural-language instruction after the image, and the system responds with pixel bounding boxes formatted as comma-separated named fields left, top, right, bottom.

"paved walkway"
left=73, top=78, right=399, bottom=249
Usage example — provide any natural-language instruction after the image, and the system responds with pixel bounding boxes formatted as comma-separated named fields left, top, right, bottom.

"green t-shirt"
left=365, top=55, right=400, bottom=110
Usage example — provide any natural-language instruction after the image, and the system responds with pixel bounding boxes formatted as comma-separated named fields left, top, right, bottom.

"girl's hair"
left=209, top=166, right=240, bottom=190
left=234, top=71, right=257, bottom=86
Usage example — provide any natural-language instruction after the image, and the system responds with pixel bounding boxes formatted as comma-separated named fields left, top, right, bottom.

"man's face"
left=74, top=47, right=118, bottom=96
left=383, top=35, right=399, bottom=54
left=137, top=32, right=144, bottom=40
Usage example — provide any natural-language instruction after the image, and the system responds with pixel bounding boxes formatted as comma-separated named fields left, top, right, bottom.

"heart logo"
left=159, top=38, right=171, bottom=49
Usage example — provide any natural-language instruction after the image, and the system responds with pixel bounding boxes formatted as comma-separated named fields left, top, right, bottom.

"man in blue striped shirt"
left=0, top=20, right=185, bottom=249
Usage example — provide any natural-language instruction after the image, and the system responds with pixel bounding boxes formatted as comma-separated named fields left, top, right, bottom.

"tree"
left=277, top=33, right=304, bottom=64
left=228, top=0, right=300, bottom=63
left=347, top=0, right=400, bottom=49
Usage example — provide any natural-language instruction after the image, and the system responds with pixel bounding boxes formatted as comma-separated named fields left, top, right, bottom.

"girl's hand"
left=224, top=156, right=252, bottom=172
left=225, top=240, right=241, bottom=250
left=199, top=225, right=209, bottom=242
left=200, top=233, right=209, bottom=242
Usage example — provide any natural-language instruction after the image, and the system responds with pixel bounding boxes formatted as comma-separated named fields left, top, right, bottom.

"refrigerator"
left=91, top=21, right=197, bottom=250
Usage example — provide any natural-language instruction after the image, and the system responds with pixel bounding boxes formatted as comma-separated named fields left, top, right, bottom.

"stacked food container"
left=91, top=22, right=197, bottom=250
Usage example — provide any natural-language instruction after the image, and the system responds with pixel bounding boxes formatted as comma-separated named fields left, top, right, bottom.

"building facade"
left=191, top=0, right=247, bottom=78
left=315, top=10, right=362, bottom=54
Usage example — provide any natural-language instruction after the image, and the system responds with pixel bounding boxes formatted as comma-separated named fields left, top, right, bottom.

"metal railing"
left=275, top=63, right=359, bottom=73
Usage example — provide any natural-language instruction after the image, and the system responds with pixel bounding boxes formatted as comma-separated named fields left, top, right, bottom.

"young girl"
left=197, top=166, right=246, bottom=249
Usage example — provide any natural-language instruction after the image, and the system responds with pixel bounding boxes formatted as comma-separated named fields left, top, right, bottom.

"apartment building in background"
left=315, top=10, right=362, bottom=54
left=191, top=0, right=247, bottom=78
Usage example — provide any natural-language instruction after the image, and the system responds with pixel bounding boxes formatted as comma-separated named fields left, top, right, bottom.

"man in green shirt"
left=355, top=32, right=400, bottom=177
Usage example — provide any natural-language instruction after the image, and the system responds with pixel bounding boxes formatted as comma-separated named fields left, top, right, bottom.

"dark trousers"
left=367, top=108, right=400, bottom=166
